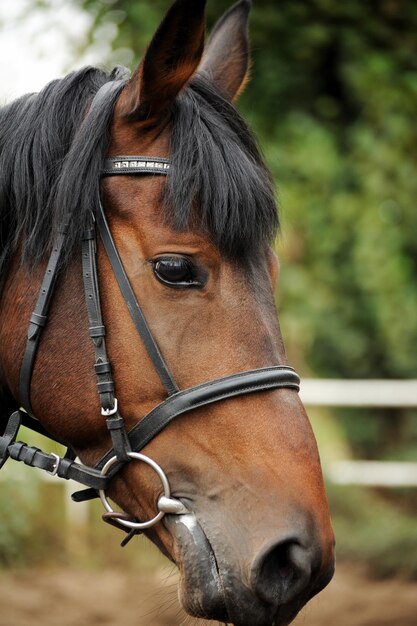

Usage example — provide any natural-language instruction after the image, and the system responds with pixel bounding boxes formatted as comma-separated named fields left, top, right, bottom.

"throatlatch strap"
left=96, top=199, right=178, bottom=397
left=19, top=225, right=67, bottom=414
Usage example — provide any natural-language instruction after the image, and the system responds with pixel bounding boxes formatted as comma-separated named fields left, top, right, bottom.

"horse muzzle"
left=165, top=504, right=335, bottom=626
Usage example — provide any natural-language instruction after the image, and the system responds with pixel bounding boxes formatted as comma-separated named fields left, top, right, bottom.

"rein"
left=0, top=81, right=300, bottom=543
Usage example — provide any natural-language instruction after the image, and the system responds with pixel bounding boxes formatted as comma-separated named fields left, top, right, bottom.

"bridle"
left=0, top=81, right=300, bottom=543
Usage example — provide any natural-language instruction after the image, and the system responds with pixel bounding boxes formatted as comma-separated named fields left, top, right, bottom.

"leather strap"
left=0, top=411, right=21, bottom=469
left=7, top=440, right=107, bottom=489
left=82, top=225, right=115, bottom=411
left=82, top=222, right=131, bottom=462
left=0, top=411, right=107, bottom=489
left=19, top=226, right=67, bottom=414
left=96, top=199, right=178, bottom=397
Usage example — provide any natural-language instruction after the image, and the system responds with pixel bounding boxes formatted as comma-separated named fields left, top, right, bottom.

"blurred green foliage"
left=328, top=483, right=417, bottom=578
left=0, top=481, right=39, bottom=566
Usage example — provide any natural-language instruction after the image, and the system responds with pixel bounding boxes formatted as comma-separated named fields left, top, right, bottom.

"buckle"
left=101, top=398, right=118, bottom=416
left=47, top=452, right=61, bottom=476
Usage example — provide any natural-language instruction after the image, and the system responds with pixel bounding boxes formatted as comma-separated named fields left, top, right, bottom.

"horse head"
left=0, top=1, right=334, bottom=624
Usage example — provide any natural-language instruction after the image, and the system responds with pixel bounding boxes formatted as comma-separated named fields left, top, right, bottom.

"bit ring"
left=99, top=451, right=170, bottom=530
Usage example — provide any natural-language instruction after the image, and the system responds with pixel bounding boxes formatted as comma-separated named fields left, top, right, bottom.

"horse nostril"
left=250, top=536, right=316, bottom=607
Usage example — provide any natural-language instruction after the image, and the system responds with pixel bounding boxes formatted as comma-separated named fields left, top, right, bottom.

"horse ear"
left=199, top=0, right=251, bottom=101
left=121, top=0, right=206, bottom=123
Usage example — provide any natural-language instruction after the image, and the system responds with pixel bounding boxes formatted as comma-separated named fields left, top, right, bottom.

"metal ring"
left=99, top=451, right=170, bottom=530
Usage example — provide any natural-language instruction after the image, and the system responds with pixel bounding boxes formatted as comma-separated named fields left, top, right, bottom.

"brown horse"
left=0, top=0, right=334, bottom=624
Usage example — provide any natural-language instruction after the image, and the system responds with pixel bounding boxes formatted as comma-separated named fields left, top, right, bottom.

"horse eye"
left=153, top=256, right=202, bottom=288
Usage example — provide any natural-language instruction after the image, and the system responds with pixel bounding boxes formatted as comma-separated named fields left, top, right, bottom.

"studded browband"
left=0, top=80, right=300, bottom=538
left=103, top=156, right=171, bottom=175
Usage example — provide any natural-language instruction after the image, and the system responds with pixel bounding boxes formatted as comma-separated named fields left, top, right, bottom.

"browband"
left=103, top=156, right=171, bottom=175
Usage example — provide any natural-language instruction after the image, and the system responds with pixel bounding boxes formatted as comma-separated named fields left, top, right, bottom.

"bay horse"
left=0, top=0, right=334, bottom=624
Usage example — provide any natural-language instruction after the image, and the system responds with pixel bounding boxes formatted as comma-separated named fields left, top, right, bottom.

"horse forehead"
left=109, top=110, right=172, bottom=156
left=102, top=175, right=223, bottom=262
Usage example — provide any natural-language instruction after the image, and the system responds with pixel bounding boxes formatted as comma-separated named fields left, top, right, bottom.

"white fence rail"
left=327, top=461, right=417, bottom=487
left=300, top=379, right=417, bottom=407
left=301, top=379, right=417, bottom=487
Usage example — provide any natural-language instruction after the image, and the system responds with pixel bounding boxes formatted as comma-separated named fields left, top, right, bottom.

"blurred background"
left=0, top=1, right=416, bottom=625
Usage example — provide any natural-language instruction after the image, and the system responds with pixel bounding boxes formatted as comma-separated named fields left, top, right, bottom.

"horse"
left=0, top=0, right=335, bottom=624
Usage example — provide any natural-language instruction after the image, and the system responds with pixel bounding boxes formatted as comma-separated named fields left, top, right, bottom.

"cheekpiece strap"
left=82, top=221, right=131, bottom=463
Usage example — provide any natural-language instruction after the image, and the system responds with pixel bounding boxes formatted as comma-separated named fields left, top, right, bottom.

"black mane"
left=169, top=76, right=279, bottom=259
left=0, top=66, right=278, bottom=279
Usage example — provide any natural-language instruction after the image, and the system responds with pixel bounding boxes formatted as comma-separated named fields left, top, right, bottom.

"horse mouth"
left=165, top=511, right=230, bottom=622
left=164, top=509, right=309, bottom=626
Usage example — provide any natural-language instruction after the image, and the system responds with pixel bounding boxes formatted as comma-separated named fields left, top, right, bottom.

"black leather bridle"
left=0, top=81, right=300, bottom=541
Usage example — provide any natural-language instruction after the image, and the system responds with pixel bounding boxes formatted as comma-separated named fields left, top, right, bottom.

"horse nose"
left=250, top=534, right=320, bottom=607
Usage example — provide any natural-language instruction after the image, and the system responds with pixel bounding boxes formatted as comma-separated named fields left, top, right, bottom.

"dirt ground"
left=0, top=564, right=416, bottom=626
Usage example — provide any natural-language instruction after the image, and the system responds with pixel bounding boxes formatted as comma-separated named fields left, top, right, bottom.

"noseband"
left=0, top=81, right=300, bottom=542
